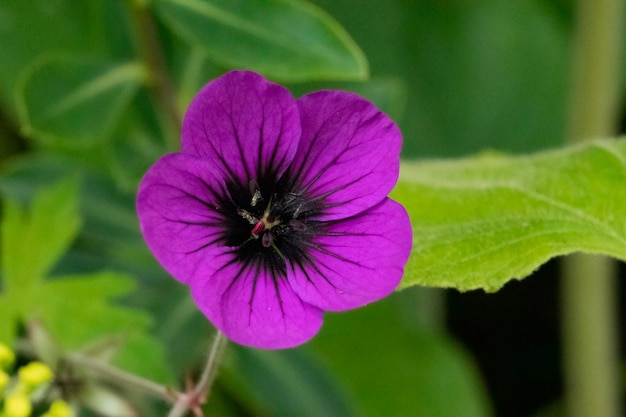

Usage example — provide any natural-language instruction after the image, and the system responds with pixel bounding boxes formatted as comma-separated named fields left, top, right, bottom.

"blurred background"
left=0, top=1, right=622, bottom=416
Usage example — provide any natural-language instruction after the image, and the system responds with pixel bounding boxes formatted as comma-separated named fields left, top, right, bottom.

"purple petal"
left=181, top=70, right=300, bottom=185
left=288, top=198, right=412, bottom=311
left=289, top=91, right=402, bottom=220
left=190, top=253, right=324, bottom=349
left=137, top=153, right=226, bottom=284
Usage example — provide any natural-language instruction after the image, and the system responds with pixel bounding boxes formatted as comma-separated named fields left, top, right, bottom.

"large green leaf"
left=0, top=2, right=98, bottom=115
left=153, top=0, right=368, bottom=82
left=15, top=57, right=145, bottom=148
left=393, top=139, right=626, bottom=292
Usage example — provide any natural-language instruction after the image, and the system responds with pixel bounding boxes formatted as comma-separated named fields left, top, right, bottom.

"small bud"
left=18, top=362, right=53, bottom=388
left=0, top=343, right=15, bottom=370
left=4, top=393, right=32, bottom=417
left=41, top=400, right=74, bottom=417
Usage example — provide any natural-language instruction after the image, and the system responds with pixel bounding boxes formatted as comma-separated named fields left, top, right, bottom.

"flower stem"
left=65, top=352, right=177, bottom=403
left=128, top=0, right=182, bottom=150
left=561, top=0, right=623, bottom=416
left=167, top=331, right=228, bottom=417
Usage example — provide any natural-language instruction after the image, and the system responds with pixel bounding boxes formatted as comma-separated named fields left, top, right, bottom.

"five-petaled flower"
left=137, top=71, right=412, bottom=349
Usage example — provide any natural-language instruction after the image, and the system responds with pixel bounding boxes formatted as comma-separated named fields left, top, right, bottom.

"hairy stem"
left=167, top=331, right=228, bottom=417
left=66, top=352, right=177, bottom=403
left=561, top=0, right=623, bottom=416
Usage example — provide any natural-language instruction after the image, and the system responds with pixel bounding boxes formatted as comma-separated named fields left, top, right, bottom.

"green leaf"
left=32, top=272, right=149, bottom=346
left=312, top=0, right=570, bottom=156
left=0, top=298, right=16, bottom=344
left=393, top=139, right=626, bottom=292
left=27, top=271, right=172, bottom=381
left=0, top=181, right=173, bottom=382
left=0, top=2, right=103, bottom=116
left=310, top=290, right=491, bottom=417
left=288, top=76, right=408, bottom=123
left=112, top=332, right=174, bottom=384
left=15, top=57, right=145, bottom=148
left=220, top=346, right=360, bottom=417
left=153, top=0, right=368, bottom=82
left=1, top=179, right=80, bottom=292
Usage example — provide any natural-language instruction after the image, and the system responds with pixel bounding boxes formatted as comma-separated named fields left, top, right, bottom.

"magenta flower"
left=137, top=71, right=411, bottom=349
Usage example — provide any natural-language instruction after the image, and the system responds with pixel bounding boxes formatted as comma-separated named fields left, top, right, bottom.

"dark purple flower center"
left=217, top=172, right=323, bottom=278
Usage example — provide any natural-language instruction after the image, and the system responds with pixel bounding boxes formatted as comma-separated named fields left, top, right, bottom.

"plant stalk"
left=167, top=331, right=228, bottom=417
left=128, top=0, right=182, bottom=150
left=66, top=352, right=177, bottom=403
left=561, top=1, right=623, bottom=417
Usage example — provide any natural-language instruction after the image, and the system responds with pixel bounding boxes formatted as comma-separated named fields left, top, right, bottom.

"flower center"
left=249, top=212, right=281, bottom=248
left=221, top=175, right=322, bottom=278
left=237, top=189, right=289, bottom=249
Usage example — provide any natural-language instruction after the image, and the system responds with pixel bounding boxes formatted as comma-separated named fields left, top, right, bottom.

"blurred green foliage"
left=309, top=0, right=572, bottom=156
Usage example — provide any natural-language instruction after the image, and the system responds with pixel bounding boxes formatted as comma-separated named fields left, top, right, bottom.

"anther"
left=261, top=231, right=273, bottom=247
left=293, top=204, right=303, bottom=218
left=249, top=179, right=262, bottom=207
left=237, top=208, right=258, bottom=225
left=249, top=178, right=260, bottom=194
left=251, top=189, right=262, bottom=207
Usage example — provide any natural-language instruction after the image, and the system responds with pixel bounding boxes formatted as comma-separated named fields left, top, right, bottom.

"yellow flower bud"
left=0, top=343, right=15, bottom=370
left=41, top=400, right=73, bottom=417
left=18, top=362, right=53, bottom=389
left=4, top=393, right=32, bottom=417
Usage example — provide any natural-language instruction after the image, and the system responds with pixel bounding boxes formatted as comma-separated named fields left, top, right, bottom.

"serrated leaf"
left=153, top=0, right=368, bottom=82
left=31, top=272, right=149, bottom=347
left=0, top=182, right=173, bottom=382
left=393, top=139, right=626, bottom=292
left=16, top=57, right=145, bottom=148
left=1, top=179, right=80, bottom=292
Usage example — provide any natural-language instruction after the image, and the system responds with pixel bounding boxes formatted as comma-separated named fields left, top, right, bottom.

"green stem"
left=562, top=256, right=620, bottom=417
left=128, top=0, right=182, bottom=151
left=561, top=1, right=623, bottom=416
left=66, top=352, right=177, bottom=403
left=167, top=331, right=228, bottom=417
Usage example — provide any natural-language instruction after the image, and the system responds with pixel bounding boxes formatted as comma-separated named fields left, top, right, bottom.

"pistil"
left=251, top=220, right=265, bottom=237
